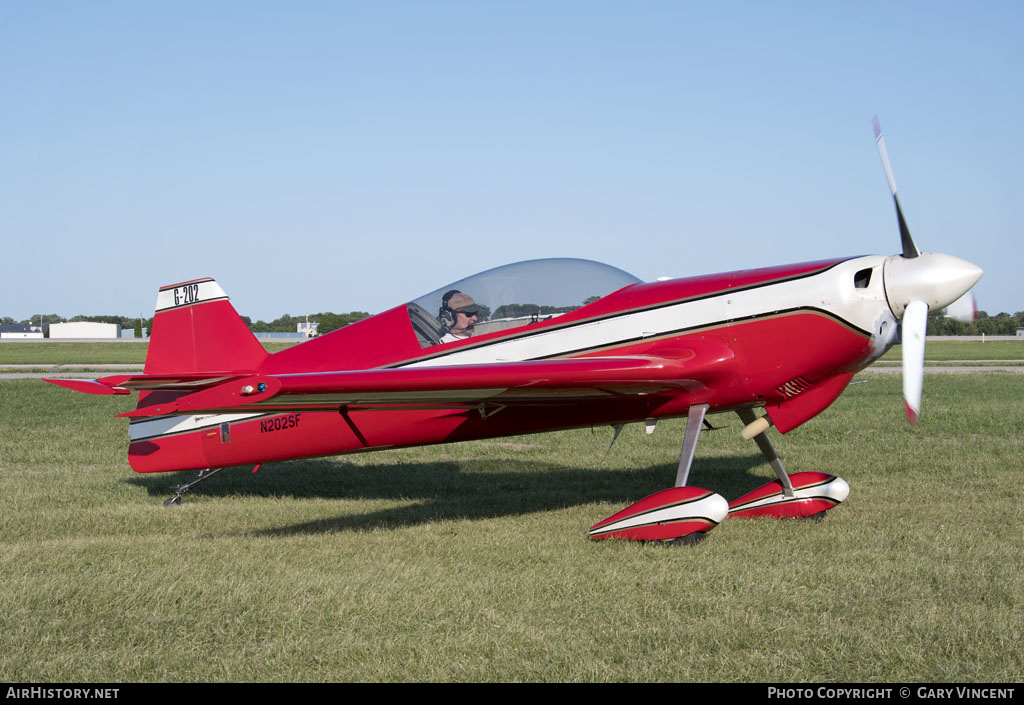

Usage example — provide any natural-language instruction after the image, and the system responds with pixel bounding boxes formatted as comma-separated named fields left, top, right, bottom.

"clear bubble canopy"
left=407, top=258, right=642, bottom=347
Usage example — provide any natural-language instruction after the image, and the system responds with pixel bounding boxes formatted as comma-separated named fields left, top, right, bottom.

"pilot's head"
left=445, top=291, right=482, bottom=338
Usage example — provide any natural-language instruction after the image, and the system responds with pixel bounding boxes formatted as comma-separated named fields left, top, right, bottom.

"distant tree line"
left=245, top=312, right=369, bottom=336
left=928, top=310, right=1024, bottom=336
left=491, top=303, right=577, bottom=319
left=489, top=296, right=602, bottom=321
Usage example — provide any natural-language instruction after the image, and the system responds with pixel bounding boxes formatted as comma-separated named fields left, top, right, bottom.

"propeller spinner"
left=873, top=118, right=983, bottom=424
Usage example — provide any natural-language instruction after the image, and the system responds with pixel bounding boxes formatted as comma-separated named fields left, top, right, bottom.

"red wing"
left=109, top=347, right=735, bottom=418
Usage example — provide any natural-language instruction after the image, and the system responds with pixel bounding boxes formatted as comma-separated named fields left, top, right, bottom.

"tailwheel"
left=162, top=467, right=227, bottom=506
left=728, top=472, right=850, bottom=519
left=161, top=463, right=262, bottom=506
left=589, top=486, right=729, bottom=542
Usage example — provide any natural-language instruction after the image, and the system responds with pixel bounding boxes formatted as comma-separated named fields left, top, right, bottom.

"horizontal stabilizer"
left=45, top=373, right=246, bottom=396
left=43, top=378, right=132, bottom=396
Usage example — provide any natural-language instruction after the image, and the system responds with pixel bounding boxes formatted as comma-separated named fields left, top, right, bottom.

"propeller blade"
left=873, top=117, right=920, bottom=259
left=901, top=299, right=928, bottom=425
left=944, top=291, right=978, bottom=323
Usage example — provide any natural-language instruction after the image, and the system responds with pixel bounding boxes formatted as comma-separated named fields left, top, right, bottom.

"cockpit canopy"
left=407, top=258, right=642, bottom=347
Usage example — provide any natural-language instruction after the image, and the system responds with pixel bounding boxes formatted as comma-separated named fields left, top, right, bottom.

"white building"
left=49, top=322, right=121, bottom=339
left=0, top=324, right=44, bottom=339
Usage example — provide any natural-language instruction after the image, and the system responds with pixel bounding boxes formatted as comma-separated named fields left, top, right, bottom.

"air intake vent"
left=777, top=376, right=812, bottom=399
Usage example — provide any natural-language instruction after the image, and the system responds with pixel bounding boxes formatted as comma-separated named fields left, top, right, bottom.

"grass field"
left=878, top=340, right=1024, bottom=361
left=0, top=341, right=299, bottom=365
left=1, top=373, right=1022, bottom=682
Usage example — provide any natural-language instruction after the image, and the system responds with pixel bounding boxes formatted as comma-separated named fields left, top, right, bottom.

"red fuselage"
left=127, top=257, right=887, bottom=473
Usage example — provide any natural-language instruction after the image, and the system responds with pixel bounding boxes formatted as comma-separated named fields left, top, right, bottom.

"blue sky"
left=1, top=1, right=1020, bottom=321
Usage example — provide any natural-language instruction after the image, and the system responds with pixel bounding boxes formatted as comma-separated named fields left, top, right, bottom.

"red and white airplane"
left=48, top=123, right=982, bottom=543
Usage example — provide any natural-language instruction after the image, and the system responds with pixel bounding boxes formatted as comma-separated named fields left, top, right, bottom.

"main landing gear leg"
left=728, top=409, right=850, bottom=519
left=164, top=467, right=226, bottom=506
left=675, top=404, right=708, bottom=488
left=589, top=404, right=728, bottom=543
left=735, top=408, right=794, bottom=497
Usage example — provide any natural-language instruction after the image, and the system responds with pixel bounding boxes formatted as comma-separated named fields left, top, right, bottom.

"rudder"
left=145, top=278, right=267, bottom=374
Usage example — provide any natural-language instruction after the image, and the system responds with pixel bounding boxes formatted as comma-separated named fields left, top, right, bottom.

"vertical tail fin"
left=145, top=278, right=268, bottom=374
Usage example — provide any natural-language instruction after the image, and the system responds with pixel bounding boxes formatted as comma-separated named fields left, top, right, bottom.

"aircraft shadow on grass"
left=125, top=450, right=773, bottom=537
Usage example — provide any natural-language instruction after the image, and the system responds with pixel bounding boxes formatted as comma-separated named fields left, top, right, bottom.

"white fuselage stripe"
left=405, top=256, right=888, bottom=369
left=129, top=412, right=265, bottom=442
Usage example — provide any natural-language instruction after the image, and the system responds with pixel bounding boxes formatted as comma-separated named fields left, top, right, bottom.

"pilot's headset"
left=438, top=290, right=461, bottom=331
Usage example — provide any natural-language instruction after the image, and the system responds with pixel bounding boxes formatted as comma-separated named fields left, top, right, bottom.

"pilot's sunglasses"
left=457, top=309, right=478, bottom=316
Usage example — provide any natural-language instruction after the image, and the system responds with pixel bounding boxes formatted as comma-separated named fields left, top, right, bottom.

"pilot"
left=438, top=290, right=482, bottom=343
